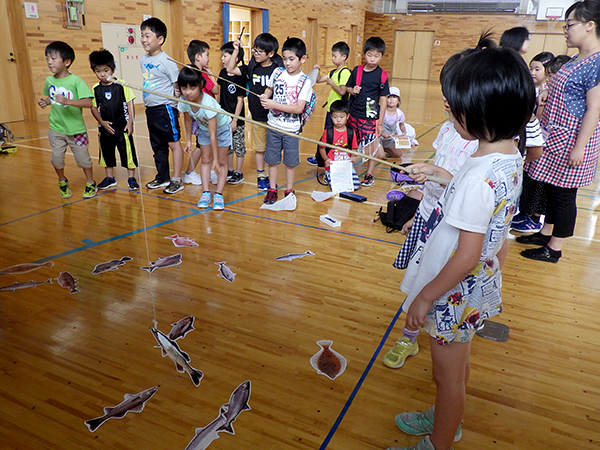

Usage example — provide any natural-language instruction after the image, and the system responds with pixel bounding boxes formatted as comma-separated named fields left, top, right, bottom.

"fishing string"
left=110, top=78, right=449, bottom=186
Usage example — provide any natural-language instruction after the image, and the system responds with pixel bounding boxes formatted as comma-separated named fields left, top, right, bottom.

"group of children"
left=39, top=18, right=414, bottom=207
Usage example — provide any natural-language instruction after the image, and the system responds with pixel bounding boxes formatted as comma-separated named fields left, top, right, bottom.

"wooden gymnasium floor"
left=1, top=79, right=599, bottom=450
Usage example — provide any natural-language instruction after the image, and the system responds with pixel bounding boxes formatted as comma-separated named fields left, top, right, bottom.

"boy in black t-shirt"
left=89, top=49, right=139, bottom=190
left=345, top=37, right=390, bottom=187
left=219, top=42, right=247, bottom=185
left=226, top=33, right=283, bottom=191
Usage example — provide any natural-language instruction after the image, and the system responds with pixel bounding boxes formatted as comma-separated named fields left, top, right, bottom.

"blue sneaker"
left=197, top=191, right=211, bottom=208
left=257, top=177, right=269, bottom=191
left=213, top=193, right=225, bottom=210
left=511, top=216, right=542, bottom=233
left=511, top=212, right=528, bottom=225
left=307, top=156, right=318, bottom=165
left=395, top=406, right=462, bottom=442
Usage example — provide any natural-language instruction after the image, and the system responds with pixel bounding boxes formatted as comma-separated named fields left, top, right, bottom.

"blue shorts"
left=264, top=128, right=300, bottom=167
left=196, top=125, right=232, bottom=148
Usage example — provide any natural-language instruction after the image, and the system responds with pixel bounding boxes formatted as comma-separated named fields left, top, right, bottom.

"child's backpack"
left=377, top=196, right=420, bottom=233
left=322, top=67, right=352, bottom=107
left=355, top=64, right=388, bottom=89
left=316, top=124, right=356, bottom=168
left=271, top=67, right=317, bottom=130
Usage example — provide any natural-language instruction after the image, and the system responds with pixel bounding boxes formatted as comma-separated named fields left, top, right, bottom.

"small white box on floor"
left=320, top=214, right=341, bottom=227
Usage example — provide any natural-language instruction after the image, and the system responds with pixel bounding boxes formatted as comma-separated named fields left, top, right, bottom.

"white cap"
left=388, top=86, right=400, bottom=97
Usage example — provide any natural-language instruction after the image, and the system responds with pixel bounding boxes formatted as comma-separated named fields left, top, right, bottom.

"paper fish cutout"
left=275, top=251, right=315, bottom=261
left=150, top=327, right=203, bottom=386
left=92, top=256, right=133, bottom=275
left=310, top=340, right=347, bottom=380
left=84, top=386, right=158, bottom=432
left=0, top=278, right=52, bottom=292
left=311, top=191, right=334, bottom=202
left=0, top=261, right=54, bottom=274
left=215, top=261, right=236, bottom=283
left=167, top=315, right=195, bottom=341
left=260, top=192, right=297, bottom=211
left=184, top=380, right=251, bottom=450
left=141, top=254, right=182, bottom=273
left=165, top=234, right=199, bottom=248
left=56, top=271, right=80, bottom=294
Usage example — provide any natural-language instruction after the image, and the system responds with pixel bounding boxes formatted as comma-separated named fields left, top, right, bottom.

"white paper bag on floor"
left=260, top=192, right=297, bottom=211
left=311, top=191, right=334, bottom=202
left=329, top=160, right=354, bottom=195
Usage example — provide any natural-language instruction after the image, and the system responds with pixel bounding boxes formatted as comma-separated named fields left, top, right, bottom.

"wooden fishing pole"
left=111, top=77, right=448, bottom=185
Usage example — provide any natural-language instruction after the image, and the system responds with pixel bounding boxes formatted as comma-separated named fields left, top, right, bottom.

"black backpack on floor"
left=377, top=196, right=420, bottom=233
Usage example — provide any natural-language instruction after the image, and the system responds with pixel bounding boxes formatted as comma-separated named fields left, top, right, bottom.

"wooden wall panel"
left=364, top=12, right=567, bottom=81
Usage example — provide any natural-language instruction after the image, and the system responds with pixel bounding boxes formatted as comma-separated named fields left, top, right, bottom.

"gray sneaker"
left=163, top=179, right=184, bottom=194
left=386, top=435, right=437, bottom=450
left=396, top=406, right=462, bottom=442
left=146, top=179, right=170, bottom=189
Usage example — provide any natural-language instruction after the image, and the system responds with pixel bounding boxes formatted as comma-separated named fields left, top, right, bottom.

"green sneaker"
left=58, top=180, right=72, bottom=198
left=395, top=406, right=462, bottom=442
left=83, top=182, right=98, bottom=199
left=386, top=435, right=437, bottom=450
left=382, top=337, right=419, bottom=368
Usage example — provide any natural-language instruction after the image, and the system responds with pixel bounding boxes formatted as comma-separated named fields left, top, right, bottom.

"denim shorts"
left=196, top=124, right=232, bottom=147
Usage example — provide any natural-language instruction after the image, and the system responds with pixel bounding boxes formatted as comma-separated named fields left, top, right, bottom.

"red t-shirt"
left=319, top=127, right=358, bottom=170
left=203, top=73, right=216, bottom=98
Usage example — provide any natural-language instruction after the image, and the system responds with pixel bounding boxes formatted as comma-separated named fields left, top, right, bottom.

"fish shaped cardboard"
left=56, top=272, right=80, bottom=294
left=260, top=192, right=297, bottom=211
left=84, top=386, right=158, bottom=432
left=0, top=278, right=52, bottom=292
left=310, top=340, right=347, bottom=380
left=0, top=261, right=54, bottom=274
left=150, top=327, right=204, bottom=386
left=92, top=256, right=133, bottom=275
left=184, top=380, right=251, bottom=450
left=274, top=251, right=315, bottom=261
left=167, top=315, right=195, bottom=341
left=141, top=254, right=182, bottom=273
left=164, top=234, right=199, bottom=248
left=215, top=261, right=235, bottom=283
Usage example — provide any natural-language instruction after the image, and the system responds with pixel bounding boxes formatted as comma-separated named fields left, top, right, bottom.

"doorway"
left=393, top=31, right=434, bottom=81
left=0, top=0, right=24, bottom=122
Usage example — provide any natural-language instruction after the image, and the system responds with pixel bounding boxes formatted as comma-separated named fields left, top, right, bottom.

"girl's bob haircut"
left=177, top=65, right=206, bottom=90
left=442, top=47, right=535, bottom=142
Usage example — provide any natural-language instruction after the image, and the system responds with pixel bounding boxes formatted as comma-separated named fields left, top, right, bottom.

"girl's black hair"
left=499, top=27, right=530, bottom=52
left=566, top=0, right=600, bottom=37
left=547, top=54, right=572, bottom=74
left=439, top=31, right=496, bottom=84
left=177, top=65, right=206, bottom=90
left=531, top=51, right=555, bottom=67
left=442, top=47, right=535, bottom=142
left=220, top=41, right=245, bottom=64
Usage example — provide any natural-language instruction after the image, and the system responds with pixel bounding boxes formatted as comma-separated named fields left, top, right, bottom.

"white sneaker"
left=182, top=171, right=202, bottom=185
left=210, top=170, right=218, bottom=185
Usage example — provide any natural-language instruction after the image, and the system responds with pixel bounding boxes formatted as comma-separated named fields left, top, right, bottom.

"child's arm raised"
left=406, top=229, right=485, bottom=329
left=225, top=40, right=243, bottom=76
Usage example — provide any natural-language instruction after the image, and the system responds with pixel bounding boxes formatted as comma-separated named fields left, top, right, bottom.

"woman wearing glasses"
left=518, top=0, right=600, bottom=263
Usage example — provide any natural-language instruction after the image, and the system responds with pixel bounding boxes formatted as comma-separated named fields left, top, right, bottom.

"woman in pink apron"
left=518, top=0, right=600, bottom=263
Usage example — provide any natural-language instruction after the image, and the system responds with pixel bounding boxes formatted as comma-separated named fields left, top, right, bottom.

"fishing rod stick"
left=112, top=78, right=448, bottom=185
left=167, top=57, right=261, bottom=99
left=238, top=26, right=245, bottom=41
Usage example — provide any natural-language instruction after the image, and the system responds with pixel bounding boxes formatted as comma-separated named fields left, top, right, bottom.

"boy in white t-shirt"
left=260, top=37, right=312, bottom=204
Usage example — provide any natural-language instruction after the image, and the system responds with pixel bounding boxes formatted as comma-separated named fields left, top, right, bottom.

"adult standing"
left=519, top=0, right=600, bottom=263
